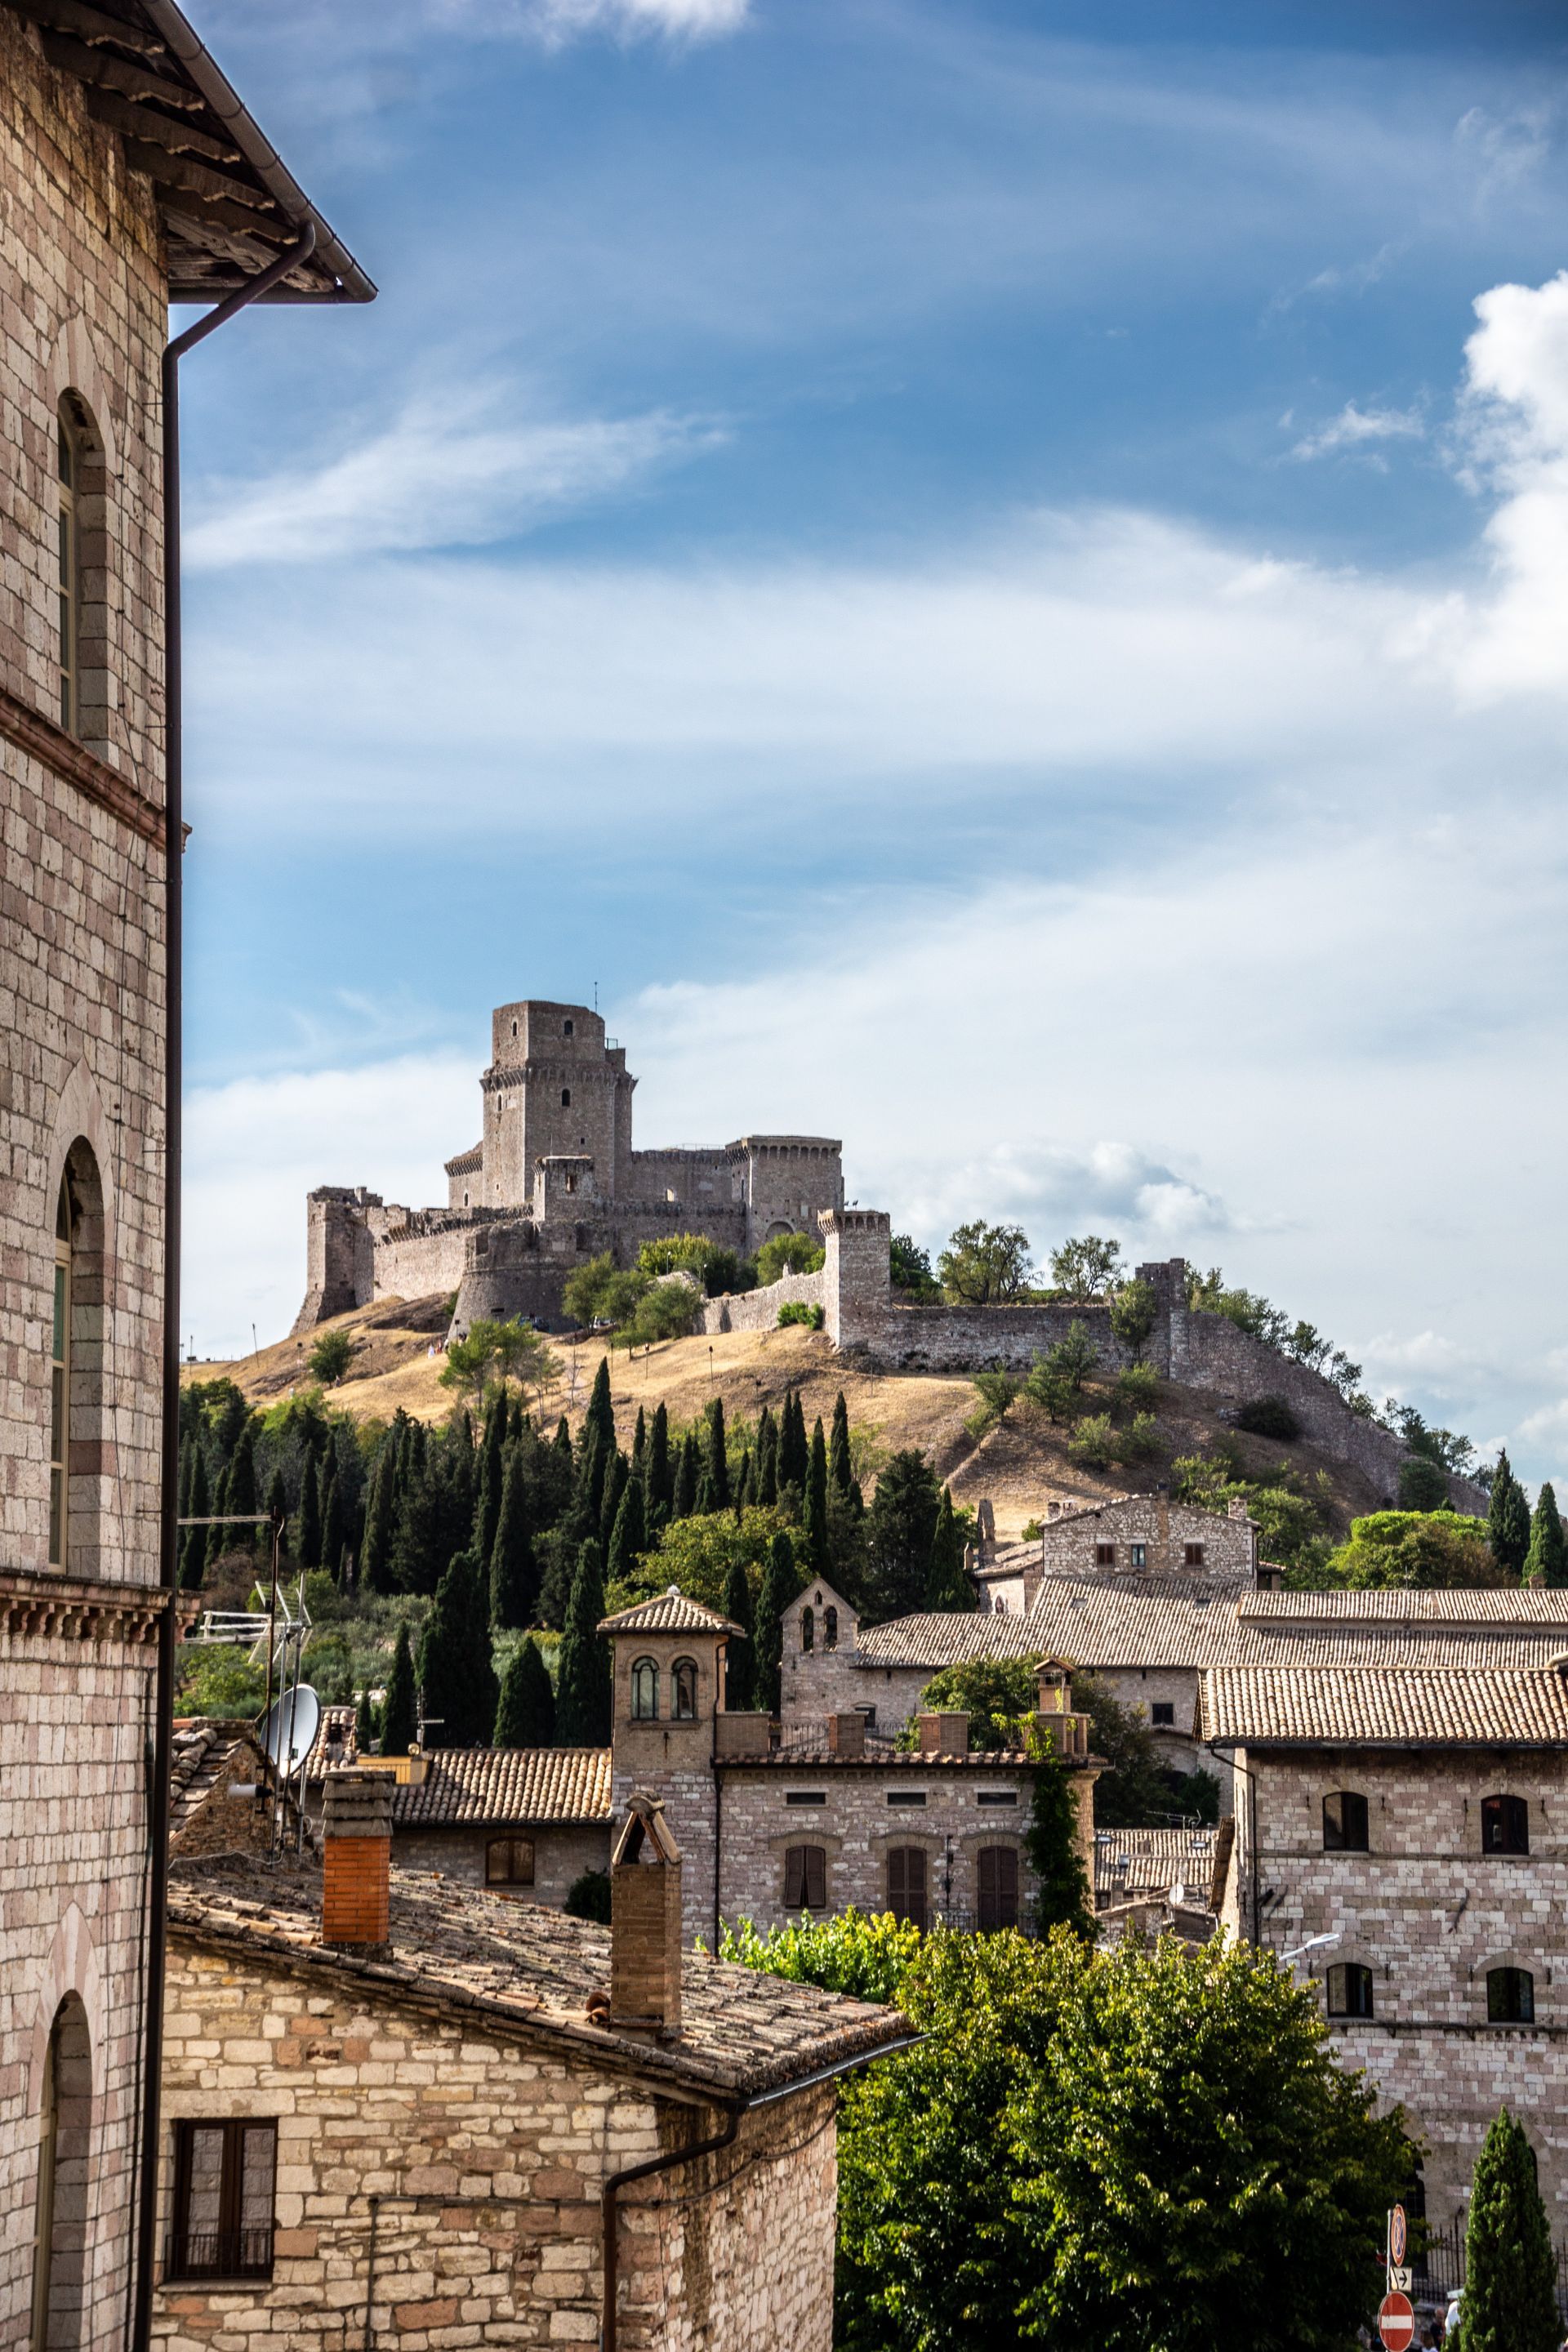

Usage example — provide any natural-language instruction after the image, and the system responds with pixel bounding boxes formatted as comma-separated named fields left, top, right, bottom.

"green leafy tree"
left=307, top=1327, right=354, bottom=1383
left=599, top=1449, right=630, bottom=1550
left=474, top=1396, right=508, bottom=1563
left=489, top=1448, right=538, bottom=1629
left=225, top=1423, right=258, bottom=1544
left=1396, top=1453, right=1450, bottom=1512
left=555, top=1540, right=612, bottom=1744
left=648, top=1401, right=674, bottom=1522
left=320, top=1459, right=345, bottom=1579
left=381, top=1623, right=417, bottom=1755
left=914, top=1655, right=1040, bottom=1749
left=889, top=1233, right=941, bottom=1299
left=864, top=1449, right=942, bottom=1623
left=418, top=1551, right=498, bottom=1748
left=295, top=1456, right=321, bottom=1568
left=440, top=1317, right=558, bottom=1410
left=804, top=1418, right=830, bottom=1569
left=606, top=1472, right=648, bottom=1588
left=1025, top=1735, right=1094, bottom=1936
left=613, top=1507, right=795, bottom=1616
left=360, top=1457, right=397, bottom=1595
left=756, top=1406, right=779, bottom=1508
left=1074, top=1670, right=1174, bottom=1827
left=1049, top=1233, right=1123, bottom=1300
left=354, top=1686, right=377, bottom=1756
left=564, top=1869, right=612, bottom=1922
left=1323, top=1509, right=1502, bottom=1590
left=1523, top=1481, right=1568, bottom=1588
left=703, top=1395, right=731, bottom=1512
left=715, top=1908, right=920, bottom=2003
left=754, top=1530, right=800, bottom=1716
left=723, top=1556, right=755, bottom=1709
left=203, top=1463, right=231, bottom=1570
left=1459, top=2108, right=1558, bottom=2352
left=585, top=1356, right=616, bottom=1450
left=180, top=1447, right=210, bottom=1588
left=938, top=1218, right=1033, bottom=1304
left=778, top=1391, right=809, bottom=1494
left=624, top=1281, right=702, bottom=1344
left=1107, top=1276, right=1157, bottom=1357
left=563, top=1251, right=635, bottom=1329
left=495, top=1635, right=557, bottom=1747
left=924, top=1488, right=972, bottom=1610
left=755, top=1230, right=825, bottom=1285
left=672, top=1429, right=699, bottom=1520
left=828, top=1391, right=853, bottom=1497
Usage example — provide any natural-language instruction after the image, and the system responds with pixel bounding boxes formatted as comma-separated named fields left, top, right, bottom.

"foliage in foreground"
left=727, top=1917, right=1410, bottom=2352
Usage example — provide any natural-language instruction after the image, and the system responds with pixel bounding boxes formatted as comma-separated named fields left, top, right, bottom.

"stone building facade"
left=1204, top=1663, right=1568, bottom=2233
left=153, top=1783, right=909, bottom=2351
left=0, top=7, right=368, bottom=2341
left=385, top=1745, right=612, bottom=1900
left=292, top=1000, right=844, bottom=1334
left=974, top=1489, right=1261, bottom=1615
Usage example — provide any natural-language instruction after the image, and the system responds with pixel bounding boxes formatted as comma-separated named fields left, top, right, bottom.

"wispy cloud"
left=185, top=390, right=722, bottom=568
left=1290, top=400, right=1426, bottom=463
left=518, top=0, right=751, bottom=38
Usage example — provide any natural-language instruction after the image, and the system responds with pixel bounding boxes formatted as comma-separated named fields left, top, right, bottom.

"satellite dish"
left=262, top=1686, right=321, bottom=1776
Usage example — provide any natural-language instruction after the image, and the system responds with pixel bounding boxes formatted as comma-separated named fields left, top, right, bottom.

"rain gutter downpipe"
left=599, top=2036, right=923, bottom=2352
left=132, top=220, right=317, bottom=2352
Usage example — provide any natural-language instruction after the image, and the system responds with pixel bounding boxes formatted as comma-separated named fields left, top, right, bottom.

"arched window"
left=1322, top=1792, right=1370, bottom=1852
left=560, top=1088, right=571, bottom=1108
left=1487, top=1967, right=1535, bottom=2024
left=823, top=1606, right=838, bottom=1650
left=784, top=1845, right=826, bottom=1911
left=672, top=1658, right=697, bottom=1721
left=49, top=1177, right=71, bottom=1568
left=1481, top=1793, right=1529, bottom=1855
left=1325, top=1963, right=1374, bottom=2019
left=887, top=1846, right=928, bottom=1931
left=55, top=395, right=106, bottom=746
left=49, top=1146, right=105, bottom=1575
left=30, top=1995, right=91, bottom=2342
left=977, top=1845, right=1018, bottom=1931
left=486, top=1837, right=535, bottom=1888
left=57, top=409, right=79, bottom=733
left=630, top=1658, right=658, bottom=1720
left=800, top=1606, right=814, bottom=1654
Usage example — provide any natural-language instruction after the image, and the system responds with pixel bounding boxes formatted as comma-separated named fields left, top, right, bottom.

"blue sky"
left=177, top=0, right=1568, bottom=1487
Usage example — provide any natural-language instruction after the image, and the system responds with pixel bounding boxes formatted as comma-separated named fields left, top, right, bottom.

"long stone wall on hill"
left=697, top=1267, right=826, bottom=1335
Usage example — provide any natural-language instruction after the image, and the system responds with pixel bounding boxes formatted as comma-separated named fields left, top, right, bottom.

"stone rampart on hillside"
left=697, top=1267, right=827, bottom=1335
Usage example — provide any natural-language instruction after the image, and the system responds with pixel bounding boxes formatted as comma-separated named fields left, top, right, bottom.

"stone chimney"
left=915, top=1711, right=969, bottom=1757
left=828, top=1711, right=866, bottom=1758
left=609, top=1792, right=683, bottom=2036
left=1034, top=1661, right=1089, bottom=1761
left=322, top=1769, right=393, bottom=1948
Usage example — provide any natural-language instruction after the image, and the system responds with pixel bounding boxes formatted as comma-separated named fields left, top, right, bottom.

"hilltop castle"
left=292, top=998, right=844, bottom=1334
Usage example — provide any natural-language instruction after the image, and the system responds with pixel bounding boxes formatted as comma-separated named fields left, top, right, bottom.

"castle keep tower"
left=467, top=1001, right=635, bottom=1211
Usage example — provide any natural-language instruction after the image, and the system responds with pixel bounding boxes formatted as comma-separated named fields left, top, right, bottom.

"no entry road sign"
left=1377, top=2291, right=1415, bottom=2351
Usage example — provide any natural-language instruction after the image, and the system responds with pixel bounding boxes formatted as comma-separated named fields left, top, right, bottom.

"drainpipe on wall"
left=132, top=222, right=317, bottom=2352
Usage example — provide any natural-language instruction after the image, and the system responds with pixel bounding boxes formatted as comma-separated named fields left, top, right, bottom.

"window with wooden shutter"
left=1481, top=1793, right=1529, bottom=1855
left=167, top=2120, right=277, bottom=2279
left=886, top=1846, right=928, bottom=1931
left=977, top=1846, right=1018, bottom=1931
left=784, top=1845, right=826, bottom=1912
left=486, top=1838, right=536, bottom=1887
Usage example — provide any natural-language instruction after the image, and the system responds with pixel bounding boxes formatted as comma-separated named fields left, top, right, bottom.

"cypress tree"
left=489, top=1448, right=538, bottom=1630
left=705, top=1396, right=730, bottom=1511
left=723, top=1557, right=755, bottom=1710
left=510, top=1392, right=528, bottom=1444
left=418, top=1550, right=497, bottom=1748
left=177, top=1437, right=195, bottom=1521
left=585, top=1356, right=616, bottom=1451
left=1460, top=2108, right=1558, bottom=2352
left=577, top=1422, right=610, bottom=1532
left=599, top=1450, right=630, bottom=1551
left=205, top=1463, right=231, bottom=1570
left=630, top=1406, right=647, bottom=1483
left=554, top=1414, right=574, bottom=1472
left=648, top=1402, right=673, bottom=1521
left=180, top=1448, right=210, bottom=1588
left=360, top=1459, right=397, bottom=1595
left=226, top=1423, right=258, bottom=1544
left=495, top=1635, right=556, bottom=1748
left=673, top=1431, right=699, bottom=1520
left=265, top=1468, right=288, bottom=1562
left=829, top=1391, right=853, bottom=1499
left=757, top=1406, right=778, bottom=1508
left=925, top=1487, right=972, bottom=1610
left=735, top=1449, right=754, bottom=1512
left=606, top=1475, right=647, bottom=1588
left=296, top=1456, right=321, bottom=1568
left=354, top=1685, right=378, bottom=1756
left=1489, top=1450, right=1531, bottom=1579
left=320, top=1459, right=344, bottom=1580
left=1523, top=1481, right=1568, bottom=1588
left=778, top=1391, right=808, bottom=1493
left=381, top=1623, right=417, bottom=1755
left=805, top=1419, right=830, bottom=1569
left=753, top=1531, right=799, bottom=1717
left=555, top=1540, right=612, bottom=1744
left=474, top=1395, right=507, bottom=1565
left=1025, top=1738, right=1094, bottom=1938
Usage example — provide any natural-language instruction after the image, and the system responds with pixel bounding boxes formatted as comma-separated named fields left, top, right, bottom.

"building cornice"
left=0, top=1565, right=188, bottom=1643
left=1, top=683, right=166, bottom=846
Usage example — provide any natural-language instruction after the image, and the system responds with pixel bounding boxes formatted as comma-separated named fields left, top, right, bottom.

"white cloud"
left=528, top=0, right=749, bottom=35
left=185, top=391, right=719, bottom=568
left=1450, top=270, right=1568, bottom=698
left=1290, top=401, right=1425, bottom=462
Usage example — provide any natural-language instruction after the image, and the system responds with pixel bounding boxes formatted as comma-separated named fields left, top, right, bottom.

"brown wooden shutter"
left=804, top=1846, right=826, bottom=1909
left=785, top=1846, right=804, bottom=1908
left=978, top=1846, right=1018, bottom=1931
left=888, top=1846, right=927, bottom=1930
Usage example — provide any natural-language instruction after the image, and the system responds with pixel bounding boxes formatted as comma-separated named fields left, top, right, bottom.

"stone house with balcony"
left=153, top=1773, right=911, bottom=2350
left=1202, top=1660, right=1568, bottom=2235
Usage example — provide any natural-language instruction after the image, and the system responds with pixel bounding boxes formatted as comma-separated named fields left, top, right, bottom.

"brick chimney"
left=1034, top=1661, right=1088, bottom=1760
left=322, top=1769, right=393, bottom=1948
left=609, top=1792, right=683, bottom=2036
left=828, top=1711, right=866, bottom=1758
left=915, top=1711, right=969, bottom=1757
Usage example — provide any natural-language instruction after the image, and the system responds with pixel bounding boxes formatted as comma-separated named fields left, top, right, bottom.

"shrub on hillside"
left=777, top=1300, right=824, bottom=1330
left=755, top=1230, right=826, bottom=1285
left=307, top=1328, right=354, bottom=1383
left=1234, top=1394, right=1302, bottom=1442
left=1397, top=1454, right=1450, bottom=1512
left=1323, top=1508, right=1500, bottom=1590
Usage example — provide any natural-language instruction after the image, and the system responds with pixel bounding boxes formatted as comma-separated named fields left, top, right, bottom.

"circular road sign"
left=1377, top=2292, right=1415, bottom=2351
left=1389, top=2203, right=1407, bottom=2267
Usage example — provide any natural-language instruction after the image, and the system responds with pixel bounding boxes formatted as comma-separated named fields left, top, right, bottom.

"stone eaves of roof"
left=392, top=1747, right=612, bottom=1827
left=599, top=1590, right=743, bottom=1637
left=171, top=1718, right=260, bottom=1830
left=167, top=1859, right=910, bottom=2100
left=728, top=1748, right=1034, bottom=1771
left=1200, top=1665, right=1568, bottom=1748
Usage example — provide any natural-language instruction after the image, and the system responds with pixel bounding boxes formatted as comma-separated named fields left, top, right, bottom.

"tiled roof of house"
left=307, top=1704, right=359, bottom=1778
left=853, top=1611, right=1046, bottom=1670
left=1236, top=1587, right=1568, bottom=1624
left=599, top=1589, right=743, bottom=1637
left=171, top=1719, right=259, bottom=1833
left=1200, top=1665, right=1568, bottom=1747
left=1094, top=1824, right=1218, bottom=1900
left=392, top=1748, right=612, bottom=1826
left=167, top=1858, right=911, bottom=2100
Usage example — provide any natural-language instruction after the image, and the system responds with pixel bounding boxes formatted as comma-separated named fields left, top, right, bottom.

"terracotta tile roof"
left=1094, top=1825, right=1218, bottom=1900
left=171, top=1719, right=259, bottom=1833
left=392, top=1747, right=612, bottom=1826
left=306, top=1704, right=359, bottom=1778
left=167, top=1858, right=911, bottom=2100
left=1237, top=1588, right=1568, bottom=1624
left=599, top=1589, right=743, bottom=1637
left=853, top=1611, right=1046, bottom=1670
left=1200, top=1665, right=1568, bottom=1747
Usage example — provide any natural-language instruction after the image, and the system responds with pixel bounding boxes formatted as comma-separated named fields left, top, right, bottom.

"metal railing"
left=164, top=2227, right=274, bottom=2280
left=1414, top=2221, right=1568, bottom=2310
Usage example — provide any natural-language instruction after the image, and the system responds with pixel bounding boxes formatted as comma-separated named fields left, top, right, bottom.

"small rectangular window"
left=1183, top=1544, right=1205, bottom=1567
left=1325, top=1964, right=1374, bottom=2020
left=786, top=1792, right=827, bottom=1806
left=486, top=1837, right=536, bottom=1886
left=887, top=1791, right=927, bottom=1807
left=167, top=2119, right=276, bottom=2279
left=1151, top=1703, right=1175, bottom=1728
left=977, top=1791, right=1018, bottom=1806
left=1095, top=1542, right=1116, bottom=1566
left=784, top=1845, right=827, bottom=1909
left=1129, top=1543, right=1147, bottom=1569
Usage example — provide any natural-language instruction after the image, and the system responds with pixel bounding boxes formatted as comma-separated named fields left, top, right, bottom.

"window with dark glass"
left=1184, top=1543, right=1205, bottom=1567
left=50, top=1178, right=70, bottom=1568
left=1481, top=1794, right=1529, bottom=1855
left=800, top=1606, right=814, bottom=1654
left=57, top=414, right=79, bottom=734
left=167, top=2120, right=276, bottom=2280
left=672, top=1658, right=697, bottom=1720
left=1322, top=1791, right=1370, bottom=1853
left=1325, top=1963, right=1374, bottom=2019
left=824, top=1606, right=838, bottom=1650
left=560, top=1089, right=571, bottom=1107
left=630, top=1657, right=658, bottom=1721
left=784, top=1845, right=826, bottom=1910
left=1129, top=1542, right=1147, bottom=1569
left=486, top=1838, right=535, bottom=1887
left=564, top=1018, right=573, bottom=1035
left=1487, top=1967, right=1535, bottom=2024
left=887, top=1846, right=928, bottom=1931
left=977, top=1846, right=1018, bottom=1931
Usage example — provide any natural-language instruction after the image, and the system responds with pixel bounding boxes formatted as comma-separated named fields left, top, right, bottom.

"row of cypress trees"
left=1488, top=1451, right=1568, bottom=1586
left=176, top=1382, right=366, bottom=1592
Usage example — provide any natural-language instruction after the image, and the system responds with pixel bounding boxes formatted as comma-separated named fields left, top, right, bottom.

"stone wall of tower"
left=607, top=1628, right=726, bottom=1946
left=483, top=1001, right=628, bottom=1209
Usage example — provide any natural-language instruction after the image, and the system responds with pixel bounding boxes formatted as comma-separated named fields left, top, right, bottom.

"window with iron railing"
left=166, top=2119, right=276, bottom=2282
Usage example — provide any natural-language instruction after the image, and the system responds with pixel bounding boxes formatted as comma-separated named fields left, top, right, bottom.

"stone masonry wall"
left=697, top=1267, right=826, bottom=1337
left=1227, top=1744, right=1568, bottom=2228
left=1040, top=1496, right=1256, bottom=1581
left=390, top=1823, right=611, bottom=1904
left=154, top=1938, right=839, bottom=2352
